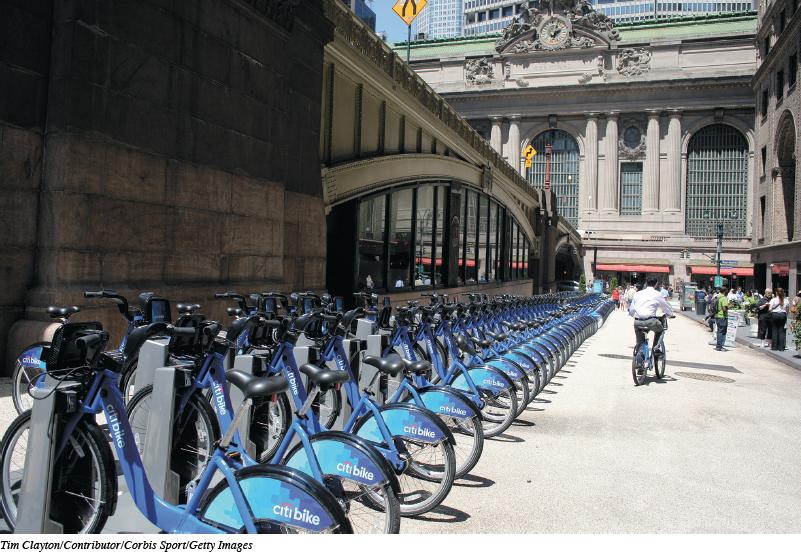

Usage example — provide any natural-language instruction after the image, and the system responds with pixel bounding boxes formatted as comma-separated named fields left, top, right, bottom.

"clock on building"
left=538, top=16, right=571, bottom=50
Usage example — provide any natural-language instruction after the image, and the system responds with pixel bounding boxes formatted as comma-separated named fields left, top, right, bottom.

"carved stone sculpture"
left=465, top=57, right=495, bottom=85
left=617, top=48, right=652, bottom=77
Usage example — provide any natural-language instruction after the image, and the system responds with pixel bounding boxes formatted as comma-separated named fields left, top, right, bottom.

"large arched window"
left=526, top=129, right=580, bottom=227
left=685, top=124, right=749, bottom=238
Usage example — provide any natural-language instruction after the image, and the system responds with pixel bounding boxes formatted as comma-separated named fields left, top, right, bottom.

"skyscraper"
left=342, top=0, right=376, bottom=31
left=591, top=1, right=756, bottom=24
left=414, top=0, right=465, bottom=39
left=459, top=0, right=756, bottom=37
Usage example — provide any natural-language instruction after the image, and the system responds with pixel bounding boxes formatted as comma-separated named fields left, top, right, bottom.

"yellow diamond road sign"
left=393, top=0, right=428, bottom=26
left=522, top=145, right=537, bottom=159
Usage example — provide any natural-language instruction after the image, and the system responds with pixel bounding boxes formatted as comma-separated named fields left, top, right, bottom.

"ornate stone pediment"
left=495, top=0, right=619, bottom=54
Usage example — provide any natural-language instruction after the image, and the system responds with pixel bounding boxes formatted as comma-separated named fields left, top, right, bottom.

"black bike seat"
left=401, top=358, right=430, bottom=375
left=470, top=336, right=492, bottom=349
left=299, top=364, right=350, bottom=387
left=488, top=332, right=508, bottom=342
left=454, top=334, right=476, bottom=356
left=361, top=354, right=404, bottom=377
left=47, top=305, right=80, bottom=319
left=177, top=303, right=201, bottom=314
left=227, top=370, right=288, bottom=399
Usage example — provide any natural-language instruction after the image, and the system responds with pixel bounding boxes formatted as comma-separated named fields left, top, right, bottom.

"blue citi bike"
left=0, top=319, right=352, bottom=533
left=632, top=314, right=672, bottom=386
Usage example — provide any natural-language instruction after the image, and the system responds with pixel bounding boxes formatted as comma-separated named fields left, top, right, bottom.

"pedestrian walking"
left=705, top=288, right=720, bottom=332
left=714, top=286, right=730, bottom=351
left=612, top=286, right=620, bottom=309
left=769, top=288, right=790, bottom=351
left=756, top=289, right=773, bottom=347
left=624, top=285, right=636, bottom=313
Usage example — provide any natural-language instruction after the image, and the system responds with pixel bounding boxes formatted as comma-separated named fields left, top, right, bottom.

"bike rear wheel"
left=654, top=347, right=666, bottom=379
left=632, top=344, right=647, bottom=386
left=396, top=437, right=456, bottom=516
left=479, top=387, right=518, bottom=438
left=0, top=412, right=116, bottom=533
left=200, top=464, right=353, bottom=533
left=441, top=414, right=483, bottom=478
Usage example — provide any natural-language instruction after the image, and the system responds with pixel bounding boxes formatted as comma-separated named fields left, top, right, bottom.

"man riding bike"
left=628, top=277, right=675, bottom=365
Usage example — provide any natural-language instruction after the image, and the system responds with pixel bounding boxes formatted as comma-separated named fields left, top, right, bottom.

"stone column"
left=661, top=110, right=682, bottom=212
left=600, top=112, right=619, bottom=213
left=644, top=110, right=661, bottom=213
left=584, top=113, right=599, bottom=212
left=490, top=116, right=503, bottom=154
left=507, top=115, right=521, bottom=173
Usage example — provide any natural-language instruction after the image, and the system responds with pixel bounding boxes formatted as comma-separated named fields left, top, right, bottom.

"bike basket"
left=48, top=322, right=108, bottom=372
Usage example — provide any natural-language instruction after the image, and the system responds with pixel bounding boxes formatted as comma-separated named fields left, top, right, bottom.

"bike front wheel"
left=654, top=348, right=666, bottom=379
left=0, top=412, right=117, bottom=533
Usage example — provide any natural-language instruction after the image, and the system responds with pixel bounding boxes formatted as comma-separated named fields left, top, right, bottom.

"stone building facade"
left=0, top=0, right=333, bottom=369
left=751, top=0, right=801, bottom=295
left=402, top=2, right=758, bottom=289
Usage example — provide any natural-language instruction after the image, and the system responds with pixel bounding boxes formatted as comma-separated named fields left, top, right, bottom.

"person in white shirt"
left=659, top=285, right=669, bottom=300
left=628, top=277, right=675, bottom=356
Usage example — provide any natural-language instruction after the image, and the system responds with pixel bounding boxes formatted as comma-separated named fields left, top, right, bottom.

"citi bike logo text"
left=272, top=502, right=321, bottom=526
left=336, top=460, right=375, bottom=481
left=483, top=377, right=505, bottom=388
left=21, top=355, right=41, bottom=367
left=401, top=342, right=414, bottom=359
left=403, top=425, right=436, bottom=438
left=211, top=380, right=227, bottom=416
left=106, top=404, right=125, bottom=449
left=439, top=404, right=467, bottom=416
left=286, top=369, right=299, bottom=396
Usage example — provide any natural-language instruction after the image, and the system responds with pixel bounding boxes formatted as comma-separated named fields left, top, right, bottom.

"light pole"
left=716, top=222, right=724, bottom=285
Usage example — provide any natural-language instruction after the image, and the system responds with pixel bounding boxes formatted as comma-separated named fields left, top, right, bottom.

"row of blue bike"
left=1, top=289, right=614, bottom=533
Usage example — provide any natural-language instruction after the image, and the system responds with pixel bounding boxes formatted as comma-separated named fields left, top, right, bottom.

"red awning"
left=771, top=264, right=790, bottom=276
left=415, top=257, right=443, bottom=267
left=595, top=264, right=670, bottom=274
left=691, top=266, right=754, bottom=277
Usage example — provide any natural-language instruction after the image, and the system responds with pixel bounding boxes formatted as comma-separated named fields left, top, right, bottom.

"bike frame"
left=54, top=368, right=250, bottom=534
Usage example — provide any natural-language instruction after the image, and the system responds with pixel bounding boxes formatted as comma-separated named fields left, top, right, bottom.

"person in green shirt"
left=715, top=287, right=730, bottom=351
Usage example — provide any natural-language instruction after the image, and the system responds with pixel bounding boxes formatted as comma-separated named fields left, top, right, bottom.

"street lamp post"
left=716, top=222, right=724, bottom=285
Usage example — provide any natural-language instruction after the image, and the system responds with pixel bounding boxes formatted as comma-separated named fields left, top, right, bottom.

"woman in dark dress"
left=756, top=289, right=773, bottom=348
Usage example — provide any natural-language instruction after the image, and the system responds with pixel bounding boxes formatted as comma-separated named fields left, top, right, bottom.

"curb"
left=678, top=311, right=801, bottom=372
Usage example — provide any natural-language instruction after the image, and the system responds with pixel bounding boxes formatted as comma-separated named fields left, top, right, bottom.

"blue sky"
left=372, top=1, right=415, bottom=44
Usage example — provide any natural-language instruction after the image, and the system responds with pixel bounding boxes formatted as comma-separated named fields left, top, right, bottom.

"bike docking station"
left=135, top=337, right=171, bottom=389
left=141, top=361, right=194, bottom=505
left=15, top=376, right=82, bottom=533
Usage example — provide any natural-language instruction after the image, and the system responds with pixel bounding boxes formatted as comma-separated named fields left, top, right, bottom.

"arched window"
left=685, top=124, right=749, bottom=238
left=526, top=129, right=580, bottom=227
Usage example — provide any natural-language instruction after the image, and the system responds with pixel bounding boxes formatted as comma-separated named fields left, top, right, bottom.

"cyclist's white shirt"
left=628, top=286, right=674, bottom=319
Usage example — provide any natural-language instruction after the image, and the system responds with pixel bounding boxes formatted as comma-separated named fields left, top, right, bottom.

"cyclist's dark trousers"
left=715, top=318, right=727, bottom=349
left=634, top=318, right=663, bottom=352
left=771, top=313, right=787, bottom=351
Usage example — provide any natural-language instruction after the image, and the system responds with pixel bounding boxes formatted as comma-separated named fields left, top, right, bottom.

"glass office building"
left=591, top=1, right=756, bottom=23
left=415, top=0, right=465, bottom=39
left=464, top=1, right=521, bottom=35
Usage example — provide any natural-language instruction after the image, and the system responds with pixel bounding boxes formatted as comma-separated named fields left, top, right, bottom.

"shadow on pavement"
left=487, top=433, right=525, bottom=443
left=512, top=418, right=536, bottom=427
left=454, top=473, right=495, bottom=488
left=411, top=504, right=471, bottom=524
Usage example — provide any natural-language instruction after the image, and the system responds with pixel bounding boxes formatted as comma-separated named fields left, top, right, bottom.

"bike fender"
left=201, top=465, right=337, bottom=533
left=451, top=366, right=514, bottom=394
left=355, top=403, right=454, bottom=445
left=410, top=387, right=482, bottom=420
left=485, top=358, right=524, bottom=380
left=283, top=431, right=399, bottom=494
left=19, top=344, right=48, bottom=371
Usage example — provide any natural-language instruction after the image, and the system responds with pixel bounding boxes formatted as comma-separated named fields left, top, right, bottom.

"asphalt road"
left=1, top=309, right=799, bottom=533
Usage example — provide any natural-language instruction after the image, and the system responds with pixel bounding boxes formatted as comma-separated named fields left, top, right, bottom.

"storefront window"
left=358, top=195, right=386, bottom=291
left=389, top=188, right=413, bottom=289
left=414, top=186, right=435, bottom=287
left=434, top=186, right=446, bottom=287
left=465, top=191, right=478, bottom=283
left=508, top=219, right=516, bottom=278
left=478, top=196, right=489, bottom=282
left=488, top=202, right=499, bottom=281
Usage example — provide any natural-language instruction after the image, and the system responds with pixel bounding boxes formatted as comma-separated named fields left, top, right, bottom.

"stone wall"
left=0, top=0, right=52, bottom=369
left=1, top=0, right=333, bottom=372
